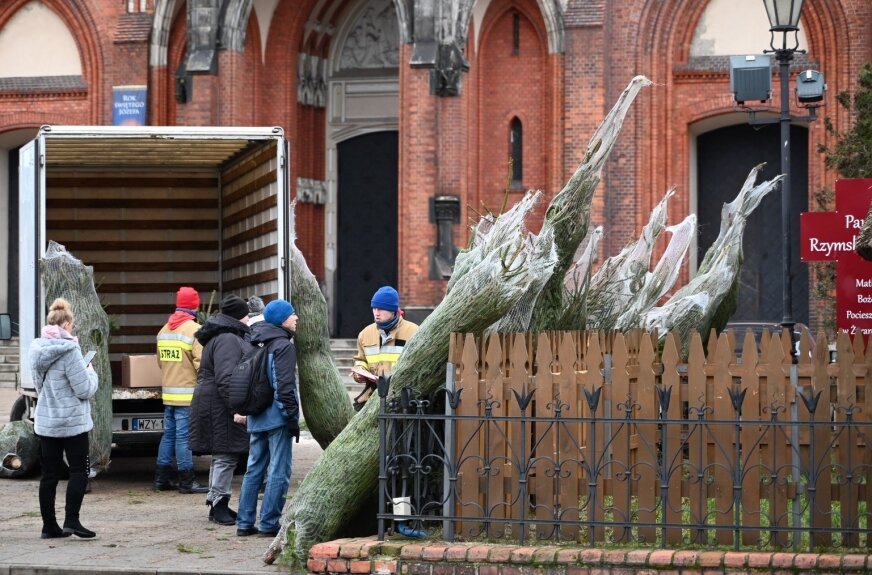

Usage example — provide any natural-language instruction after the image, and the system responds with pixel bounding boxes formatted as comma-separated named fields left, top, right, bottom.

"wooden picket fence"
left=441, top=328, right=872, bottom=549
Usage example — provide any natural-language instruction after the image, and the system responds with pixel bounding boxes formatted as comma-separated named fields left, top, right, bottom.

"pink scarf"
left=41, top=324, right=77, bottom=343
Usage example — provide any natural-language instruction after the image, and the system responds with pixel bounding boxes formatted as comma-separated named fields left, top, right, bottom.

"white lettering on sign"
left=808, top=237, right=856, bottom=257
left=859, top=279, right=872, bottom=288
left=860, top=295, right=872, bottom=304
left=847, top=310, right=872, bottom=320
left=845, top=214, right=863, bottom=229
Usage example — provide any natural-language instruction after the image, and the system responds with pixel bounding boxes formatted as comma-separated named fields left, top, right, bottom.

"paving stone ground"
left=0, top=388, right=320, bottom=574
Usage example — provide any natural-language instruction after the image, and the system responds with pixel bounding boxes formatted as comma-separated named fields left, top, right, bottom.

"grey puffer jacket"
left=29, top=338, right=98, bottom=438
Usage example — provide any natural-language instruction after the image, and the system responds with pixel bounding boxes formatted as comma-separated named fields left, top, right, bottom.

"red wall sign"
left=801, top=178, right=872, bottom=338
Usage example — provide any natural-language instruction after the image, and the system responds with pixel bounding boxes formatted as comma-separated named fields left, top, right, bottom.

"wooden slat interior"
left=41, top=137, right=280, bottom=385
left=221, top=140, right=281, bottom=302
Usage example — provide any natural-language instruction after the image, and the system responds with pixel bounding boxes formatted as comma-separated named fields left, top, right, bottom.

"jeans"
left=39, top=432, right=90, bottom=528
left=207, top=453, right=238, bottom=504
left=156, top=405, right=193, bottom=471
left=237, top=426, right=293, bottom=532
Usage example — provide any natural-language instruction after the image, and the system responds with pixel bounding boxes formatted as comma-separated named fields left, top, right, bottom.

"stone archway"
left=324, top=0, right=400, bottom=336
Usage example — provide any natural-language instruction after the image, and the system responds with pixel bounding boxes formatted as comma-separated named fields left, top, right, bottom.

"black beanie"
left=220, top=295, right=249, bottom=320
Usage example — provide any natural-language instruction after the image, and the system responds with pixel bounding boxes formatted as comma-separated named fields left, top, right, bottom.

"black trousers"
left=38, top=432, right=89, bottom=528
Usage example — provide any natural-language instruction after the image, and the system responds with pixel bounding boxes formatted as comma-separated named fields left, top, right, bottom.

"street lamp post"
left=762, top=0, right=805, bottom=333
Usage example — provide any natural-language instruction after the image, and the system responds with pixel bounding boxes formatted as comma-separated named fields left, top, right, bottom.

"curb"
left=0, top=565, right=282, bottom=575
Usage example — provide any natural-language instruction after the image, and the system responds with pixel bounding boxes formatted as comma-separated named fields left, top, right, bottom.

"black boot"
left=153, top=465, right=178, bottom=491
left=208, top=499, right=236, bottom=521
left=62, top=518, right=96, bottom=539
left=178, top=469, right=209, bottom=494
left=210, top=496, right=236, bottom=526
left=41, top=522, right=71, bottom=539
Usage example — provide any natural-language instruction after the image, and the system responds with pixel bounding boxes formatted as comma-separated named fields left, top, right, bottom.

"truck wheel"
left=10, top=396, right=27, bottom=421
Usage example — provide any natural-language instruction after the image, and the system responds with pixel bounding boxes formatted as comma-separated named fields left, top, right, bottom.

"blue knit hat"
left=371, top=286, right=400, bottom=312
left=264, top=299, right=296, bottom=326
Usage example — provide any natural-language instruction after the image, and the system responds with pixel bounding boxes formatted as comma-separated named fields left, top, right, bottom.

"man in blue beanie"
left=351, top=286, right=418, bottom=411
left=235, top=298, right=299, bottom=537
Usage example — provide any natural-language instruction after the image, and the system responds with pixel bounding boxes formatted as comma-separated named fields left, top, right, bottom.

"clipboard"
left=82, top=350, right=96, bottom=366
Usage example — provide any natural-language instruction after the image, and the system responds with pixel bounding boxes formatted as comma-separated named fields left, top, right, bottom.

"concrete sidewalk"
left=0, top=388, right=318, bottom=574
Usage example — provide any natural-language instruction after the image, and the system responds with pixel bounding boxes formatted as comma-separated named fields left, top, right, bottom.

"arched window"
left=510, top=116, right=522, bottom=188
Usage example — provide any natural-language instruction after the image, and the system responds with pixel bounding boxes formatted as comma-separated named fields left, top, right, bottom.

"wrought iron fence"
left=377, top=330, right=872, bottom=551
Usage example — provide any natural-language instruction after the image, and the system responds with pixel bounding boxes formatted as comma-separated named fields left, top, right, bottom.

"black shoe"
left=259, top=529, right=279, bottom=537
left=178, top=469, right=209, bottom=494
left=236, top=526, right=258, bottom=537
left=210, top=496, right=236, bottom=526
left=153, top=464, right=178, bottom=492
left=62, top=520, right=96, bottom=539
left=41, top=524, right=71, bottom=539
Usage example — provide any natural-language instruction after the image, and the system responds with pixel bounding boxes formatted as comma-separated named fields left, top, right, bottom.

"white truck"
left=13, top=126, right=291, bottom=448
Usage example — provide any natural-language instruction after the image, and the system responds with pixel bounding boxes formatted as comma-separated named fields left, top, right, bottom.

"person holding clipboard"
left=28, top=298, right=99, bottom=539
left=350, top=286, right=418, bottom=411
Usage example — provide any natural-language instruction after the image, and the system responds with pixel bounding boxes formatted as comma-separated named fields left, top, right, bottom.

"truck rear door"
left=17, top=135, right=45, bottom=392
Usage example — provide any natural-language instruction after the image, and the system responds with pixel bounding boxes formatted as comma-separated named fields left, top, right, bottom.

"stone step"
left=0, top=372, right=18, bottom=382
left=0, top=364, right=18, bottom=372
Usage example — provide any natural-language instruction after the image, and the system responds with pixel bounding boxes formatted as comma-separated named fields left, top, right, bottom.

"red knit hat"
left=175, top=287, right=200, bottom=309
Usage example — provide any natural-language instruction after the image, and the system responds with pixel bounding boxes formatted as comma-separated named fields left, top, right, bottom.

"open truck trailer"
left=14, top=126, right=290, bottom=448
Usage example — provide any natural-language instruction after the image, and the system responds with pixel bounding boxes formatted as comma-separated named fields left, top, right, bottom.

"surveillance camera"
left=796, top=69, right=825, bottom=104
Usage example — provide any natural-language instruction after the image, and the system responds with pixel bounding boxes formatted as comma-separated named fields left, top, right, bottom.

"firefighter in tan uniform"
left=153, top=286, right=207, bottom=494
left=351, top=286, right=418, bottom=411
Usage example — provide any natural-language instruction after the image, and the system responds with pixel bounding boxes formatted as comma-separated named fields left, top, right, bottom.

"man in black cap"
left=189, top=295, right=252, bottom=525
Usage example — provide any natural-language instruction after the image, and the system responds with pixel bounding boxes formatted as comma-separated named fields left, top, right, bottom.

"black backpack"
left=227, top=343, right=274, bottom=416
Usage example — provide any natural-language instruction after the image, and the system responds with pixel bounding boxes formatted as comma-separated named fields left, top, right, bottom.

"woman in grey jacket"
left=29, top=298, right=98, bottom=539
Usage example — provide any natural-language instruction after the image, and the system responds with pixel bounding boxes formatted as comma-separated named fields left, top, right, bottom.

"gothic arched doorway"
left=696, top=122, right=809, bottom=324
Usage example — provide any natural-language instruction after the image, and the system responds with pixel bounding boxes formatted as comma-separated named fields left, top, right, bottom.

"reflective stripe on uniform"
left=162, top=392, right=194, bottom=402
left=364, top=352, right=401, bottom=364
left=157, top=333, right=194, bottom=362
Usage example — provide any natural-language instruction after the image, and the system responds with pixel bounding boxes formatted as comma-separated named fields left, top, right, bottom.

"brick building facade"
left=0, top=0, right=869, bottom=336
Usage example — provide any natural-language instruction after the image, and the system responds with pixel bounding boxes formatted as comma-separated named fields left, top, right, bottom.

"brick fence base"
left=306, top=537, right=872, bottom=575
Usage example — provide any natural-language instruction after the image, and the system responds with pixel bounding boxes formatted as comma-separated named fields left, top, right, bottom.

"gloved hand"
left=286, top=421, right=300, bottom=443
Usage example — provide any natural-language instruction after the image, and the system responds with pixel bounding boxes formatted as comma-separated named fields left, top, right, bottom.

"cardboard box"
left=121, top=355, right=162, bottom=388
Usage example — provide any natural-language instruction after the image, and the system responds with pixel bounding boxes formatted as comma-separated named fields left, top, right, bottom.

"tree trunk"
left=265, top=213, right=558, bottom=564
left=857, top=201, right=872, bottom=262
left=290, top=245, right=354, bottom=449
left=0, top=421, right=40, bottom=478
left=40, top=241, right=112, bottom=474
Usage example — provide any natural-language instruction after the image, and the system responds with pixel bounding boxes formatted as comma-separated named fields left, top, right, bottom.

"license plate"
left=132, top=418, right=164, bottom=431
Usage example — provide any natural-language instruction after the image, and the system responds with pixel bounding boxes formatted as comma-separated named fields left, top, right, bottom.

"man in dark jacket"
left=236, top=298, right=299, bottom=537
left=189, top=295, right=251, bottom=526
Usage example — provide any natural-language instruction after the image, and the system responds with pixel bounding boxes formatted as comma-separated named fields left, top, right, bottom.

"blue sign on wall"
left=112, top=85, right=147, bottom=126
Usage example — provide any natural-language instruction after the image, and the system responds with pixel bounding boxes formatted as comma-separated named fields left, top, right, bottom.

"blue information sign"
left=112, top=85, right=147, bottom=126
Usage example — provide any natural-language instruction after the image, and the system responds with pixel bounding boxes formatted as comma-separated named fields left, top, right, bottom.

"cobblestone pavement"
left=0, top=388, right=321, bottom=574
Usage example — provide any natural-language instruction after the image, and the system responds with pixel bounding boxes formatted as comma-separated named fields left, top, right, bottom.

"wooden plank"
left=484, top=334, right=506, bottom=537
left=223, top=269, right=277, bottom=290
left=455, top=333, right=481, bottom=538
left=556, top=332, right=580, bottom=541
left=221, top=141, right=276, bottom=183
left=61, top=241, right=218, bottom=251
left=738, top=329, right=761, bottom=546
left=808, top=330, right=832, bottom=547
left=764, top=333, right=789, bottom=546
left=660, top=333, right=683, bottom=544
left=48, top=219, right=217, bottom=230
left=581, top=331, right=604, bottom=543
left=223, top=221, right=278, bottom=248
left=89, top=261, right=218, bottom=272
left=836, top=332, right=858, bottom=547
left=712, top=332, right=735, bottom=545
left=532, top=333, right=557, bottom=538
left=98, top=282, right=218, bottom=294
left=686, top=332, right=708, bottom=544
left=635, top=334, right=657, bottom=543
left=610, top=333, right=631, bottom=543
left=223, top=171, right=278, bottom=205
left=47, top=198, right=217, bottom=208
left=223, top=196, right=277, bottom=227
left=224, top=245, right=278, bottom=270
left=506, top=334, right=529, bottom=530
left=47, top=177, right=217, bottom=188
